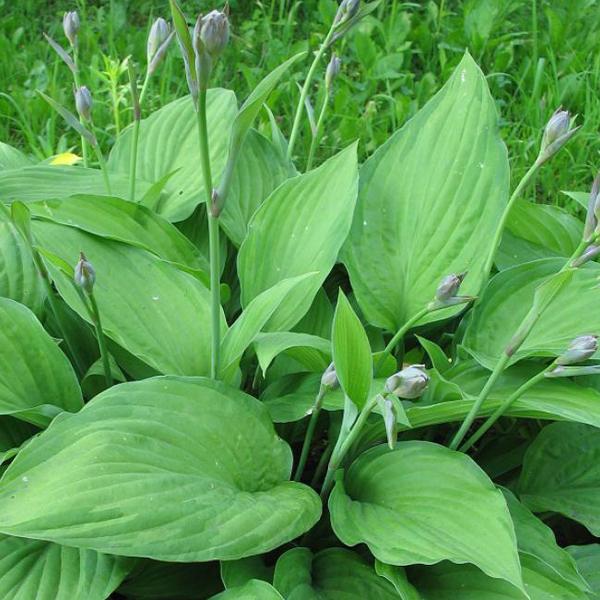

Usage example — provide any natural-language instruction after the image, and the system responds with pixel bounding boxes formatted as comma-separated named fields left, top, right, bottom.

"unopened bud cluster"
left=74, top=86, right=92, bottom=121
left=74, top=252, right=96, bottom=294
left=538, top=107, right=579, bottom=165
left=63, top=11, right=80, bottom=47
left=147, top=18, right=174, bottom=76
left=384, top=365, right=429, bottom=399
left=546, top=335, right=599, bottom=378
left=428, top=272, right=473, bottom=310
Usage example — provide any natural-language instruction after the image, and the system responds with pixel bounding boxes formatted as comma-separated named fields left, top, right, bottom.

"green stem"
left=459, top=366, right=551, bottom=452
left=72, top=48, right=89, bottom=168
left=92, top=142, right=112, bottom=195
left=128, top=118, right=141, bottom=202
left=294, top=386, right=326, bottom=481
left=310, top=441, right=333, bottom=488
left=88, top=292, right=112, bottom=388
left=287, top=24, right=336, bottom=161
left=451, top=238, right=590, bottom=451
left=306, top=88, right=330, bottom=171
left=484, top=160, right=540, bottom=276
left=139, top=72, right=151, bottom=108
left=375, top=306, right=430, bottom=376
left=321, top=396, right=378, bottom=498
left=197, top=90, right=220, bottom=379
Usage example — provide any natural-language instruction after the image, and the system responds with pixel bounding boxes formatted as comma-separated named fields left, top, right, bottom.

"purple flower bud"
left=74, top=252, right=96, bottom=294
left=571, top=244, right=600, bottom=268
left=321, top=362, right=339, bottom=389
left=199, top=9, right=230, bottom=58
left=147, top=17, right=170, bottom=65
left=556, top=335, right=598, bottom=366
left=63, top=11, right=80, bottom=47
left=583, top=174, right=600, bottom=241
left=384, top=365, right=429, bottom=399
left=74, top=86, right=92, bottom=121
left=436, top=272, right=466, bottom=302
left=538, top=107, right=579, bottom=164
left=326, top=54, right=342, bottom=91
left=335, top=0, right=360, bottom=25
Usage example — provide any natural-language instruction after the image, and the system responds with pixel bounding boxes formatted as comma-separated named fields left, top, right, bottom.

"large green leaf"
left=0, top=207, right=45, bottom=315
left=329, top=442, right=523, bottom=590
left=401, top=555, right=588, bottom=599
left=463, top=259, right=600, bottom=369
left=220, top=556, right=272, bottom=589
left=29, top=195, right=207, bottom=271
left=0, top=142, right=33, bottom=170
left=518, top=422, right=600, bottom=535
left=32, top=220, right=222, bottom=376
left=342, top=52, right=508, bottom=332
left=502, top=488, right=589, bottom=592
left=108, top=92, right=236, bottom=221
left=0, top=535, right=132, bottom=600
left=273, top=547, right=399, bottom=599
left=496, top=202, right=582, bottom=270
left=332, top=290, right=373, bottom=410
left=0, top=377, right=321, bottom=561
left=0, top=298, right=82, bottom=426
left=238, top=144, right=358, bottom=331
left=210, top=580, right=283, bottom=599
left=219, top=130, right=292, bottom=246
left=567, top=545, right=600, bottom=599
left=0, top=166, right=151, bottom=203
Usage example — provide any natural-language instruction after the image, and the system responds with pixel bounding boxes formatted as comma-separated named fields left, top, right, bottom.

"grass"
left=0, top=0, right=599, bottom=206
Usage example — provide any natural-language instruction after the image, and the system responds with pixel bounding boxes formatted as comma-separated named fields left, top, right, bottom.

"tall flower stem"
left=91, top=140, right=112, bottom=195
left=306, top=88, right=330, bottom=171
left=197, top=89, right=221, bottom=379
left=483, top=161, right=540, bottom=275
left=294, top=386, right=327, bottom=481
left=375, top=306, right=430, bottom=376
left=321, top=395, right=378, bottom=498
left=88, top=292, right=112, bottom=387
left=128, top=64, right=142, bottom=203
left=72, top=48, right=89, bottom=167
left=459, top=365, right=551, bottom=453
left=287, top=25, right=335, bottom=161
left=450, top=238, right=590, bottom=451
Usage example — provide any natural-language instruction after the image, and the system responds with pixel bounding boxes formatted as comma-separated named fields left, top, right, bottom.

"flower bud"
left=436, top=272, right=466, bottom=302
left=147, top=17, right=170, bottom=65
left=74, top=252, right=96, bottom=294
left=321, top=362, right=339, bottom=389
left=198, top=9, right=230, bottom=58
left=335, top=0, right=360, bottom=25
left=556, top=335, right=598, bottom=366
left=538, top=107, right=579, bottom=164
left=63, top=11, right=80, bottom=47
left=384, top=365, right=429, bottom=399
left=546, top=364, right=600, bottom=378
left=74, top=86, right=92, bottom=121
left=325, top=54, right=342, bottom=91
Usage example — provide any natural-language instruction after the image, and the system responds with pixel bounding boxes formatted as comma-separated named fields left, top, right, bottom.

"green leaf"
left=0, top=207, right=45, bottom=315
left=273, top=547, right=399, bottom=599
left=496, top=202, right=582, bottom=270
left=219, top=130, right=292, bottom=246
left=502, top=488, right=589, bottom=592
left=343, top=53, right=508, bottom=332
left=254, top=332, right=331, bottom=376
left=518, top=422, right=600, bottom=535
left=0, top=165, right=151, bottom=203
left=32, top=220, right=222, bottom=376
left=118, top=560, right=222, bottom=600
left=408, top=361, right=600, bottom=429
left=329, top=442, right=523, bottom=590
left=168, top=0, right=197, bottom=93
left=403, top=555, right=588, bottom=599
left=332, top=290, right=373, bottom=409
left=0, top=298, right=82, bottom=426
left=219, top=273, right=318, bottom=378
left=29, top=195, right=207, bottom=272
left=0, top=535, right=132, bottom=600
left=0, top=377, right=321, bottom=561
left=375, top=561, right=421, bottom=599
left=567, top=545, right=600, bottom=599
left=463, top=259, right=600, bottom=369
left=108, top=93, right=236, bottom=222
left=210, top=580, right=283, bottom=599
left=238, top=144, right=358, bottom=331
left=0, top=142, right=33, bottom=170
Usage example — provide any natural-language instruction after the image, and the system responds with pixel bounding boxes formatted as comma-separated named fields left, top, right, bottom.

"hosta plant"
left=0, top=1, right=599, bottom=599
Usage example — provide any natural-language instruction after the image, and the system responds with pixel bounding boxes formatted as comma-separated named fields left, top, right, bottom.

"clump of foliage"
left=0, top=1, right=599, bottom=599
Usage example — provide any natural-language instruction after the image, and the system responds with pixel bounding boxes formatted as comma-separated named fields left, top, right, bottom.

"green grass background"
left=1, top=0, right=599, bottom=203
